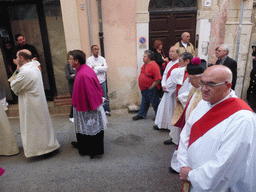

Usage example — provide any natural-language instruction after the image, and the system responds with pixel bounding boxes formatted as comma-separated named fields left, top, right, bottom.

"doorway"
left=0, top=0, right=57, bottom=102
left=149, top=0, right=197, bottom=54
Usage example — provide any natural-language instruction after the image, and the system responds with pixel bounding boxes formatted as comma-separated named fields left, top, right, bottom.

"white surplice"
left=10, top=61, right=60, bottom=158
left=154, top=60, right=178, bottom=129
left=0, top=103, right=19, bottom=156
left=168, top=67, right=192, bottom=144
left=171, top=88, right=202, bottom=172
left=177, top=91, right=256, bottom=192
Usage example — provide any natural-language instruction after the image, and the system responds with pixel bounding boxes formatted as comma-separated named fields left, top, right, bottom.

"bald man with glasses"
left=177, top=65, right=256, bottom=192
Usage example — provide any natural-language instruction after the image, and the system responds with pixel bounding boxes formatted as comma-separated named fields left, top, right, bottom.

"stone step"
left=6, top=95, right=72, bottom=117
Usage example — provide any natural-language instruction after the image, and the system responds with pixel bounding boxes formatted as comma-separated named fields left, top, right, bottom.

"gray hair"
left=217, top=44, right=229, bottom=55
left=181, top=32, right=189, bottom=38
left=179, top=52, right=193, bottom=62
left=144, top=50, right=155, bottom=60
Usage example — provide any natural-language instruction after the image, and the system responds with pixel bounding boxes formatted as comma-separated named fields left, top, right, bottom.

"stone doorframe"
left=135, top=0, right=204, bottom=73
left=136, top=0, right=253, bottom=99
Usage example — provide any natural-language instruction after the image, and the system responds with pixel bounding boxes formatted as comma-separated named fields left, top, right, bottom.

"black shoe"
left=153, top=125, right=160, bottom=130
left=105, top=111, right=111, bottom=116
left=133, top=115, right=144, bottom=121
left=169, top=167, right=179, bottom=174
left=163, top=139, right=174, bottom=145
left=71, top=141, right=78, bottom=148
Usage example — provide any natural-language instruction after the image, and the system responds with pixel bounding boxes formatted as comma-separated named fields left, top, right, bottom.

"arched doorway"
left=148, top=0, right=197, bottom=54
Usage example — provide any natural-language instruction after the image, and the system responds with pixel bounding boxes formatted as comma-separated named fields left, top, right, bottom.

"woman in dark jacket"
left=151, top=39, right=169, bottom=75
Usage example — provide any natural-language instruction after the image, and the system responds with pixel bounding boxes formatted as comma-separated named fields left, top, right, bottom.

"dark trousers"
left=100, top=81, right=110, bottom=112
left=138, top=87, right=160, bottom=117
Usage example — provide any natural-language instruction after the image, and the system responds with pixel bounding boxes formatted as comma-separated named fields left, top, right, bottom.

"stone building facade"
left=0, top=0, right=254, bottom=109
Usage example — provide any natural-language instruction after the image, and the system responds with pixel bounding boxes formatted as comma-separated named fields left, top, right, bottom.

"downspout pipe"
left=236, top=0, right=247, bottom=96
left=97, top=0, right=105, bottom=57
left=235, top=0, right=244, bottom=62
left=86, top=0, right=92, bottom=49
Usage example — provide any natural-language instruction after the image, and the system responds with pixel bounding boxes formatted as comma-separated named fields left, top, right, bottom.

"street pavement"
left=0, top=108, right=182, bottom=192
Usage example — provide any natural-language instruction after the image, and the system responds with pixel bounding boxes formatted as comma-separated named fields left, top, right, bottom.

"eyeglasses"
left=215, top=49, right=223, bottom=52
left=199, top=80, right=228, bottom=88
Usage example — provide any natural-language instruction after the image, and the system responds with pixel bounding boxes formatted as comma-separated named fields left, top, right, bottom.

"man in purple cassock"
left=69, top=50, right=107, bottom=159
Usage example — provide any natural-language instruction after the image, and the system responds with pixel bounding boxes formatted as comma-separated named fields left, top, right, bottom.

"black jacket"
left=216, top=56, right=237, bottom=90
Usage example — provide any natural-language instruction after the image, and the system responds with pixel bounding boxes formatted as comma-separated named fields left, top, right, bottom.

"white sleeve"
left=161, top=66, right=169, bottom=87
left=170, top=67, right=186, bottom=85
left=177, top=79, right=193, bottom=108
left=11, top=71, right=34, bottom=95
left=165, top=75, right=176, bottom=94
left=94, top=57, right=108, bottom=73
left=188, top=111, right=256, bottom=191
left=86, top=58, right=94, bottom=69
left=177, top=120, right=193, bottom=168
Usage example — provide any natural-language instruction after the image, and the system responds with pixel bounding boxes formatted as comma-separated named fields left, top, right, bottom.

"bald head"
left=205, top=65, right=232, bottom=83
left=17, top=49, right=33, bottom=60
left=16, top=49, right=33, bottom=66
left=181, top=32, right=190, bottom=44
left=201, top=65, right=232, bottom=105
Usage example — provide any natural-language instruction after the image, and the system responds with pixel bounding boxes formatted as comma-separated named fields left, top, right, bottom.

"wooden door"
left=149, top=11, right=197, bottom=55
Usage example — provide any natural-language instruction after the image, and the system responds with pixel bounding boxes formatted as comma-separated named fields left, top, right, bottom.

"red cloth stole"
left=173, top=96, right=193, bottom=129
left=176, top=71, right=189, bottom=97
left=188, top=97, right=253, bottom=148
left=166, top=63, right=179, bottom=80
left=161, top=50, right=169, bottom=70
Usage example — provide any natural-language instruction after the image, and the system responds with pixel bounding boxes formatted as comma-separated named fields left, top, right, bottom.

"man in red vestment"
left=178, top=65, right=256, bottom=192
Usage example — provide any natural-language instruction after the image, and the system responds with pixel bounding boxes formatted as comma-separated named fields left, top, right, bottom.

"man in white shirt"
left=86, top=45, right=110, bottom=116
left=178, top=65, right=256, bottom=191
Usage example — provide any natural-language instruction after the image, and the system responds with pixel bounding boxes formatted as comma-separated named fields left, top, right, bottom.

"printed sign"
left=139, top=37, right=146, bottom=44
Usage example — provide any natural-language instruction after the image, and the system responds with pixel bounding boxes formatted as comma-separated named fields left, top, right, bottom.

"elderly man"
left=10, top=49, right=59, bottom=158
left=154, top=46, right=179, bottom=130
left=69, top=50, right=107, bottom=158
left=86, top=45, right=110, bottom=116
left=133, top=50, right=161, bottom=120
left=215, top=44, right=237, bottom=90
left=178, top=65, right=256, bottom=191
left=170, top=58, right=206, bottom=173
left=174, top=32, right=196, bottom=57
left=163, top=52, right=193, bottom=145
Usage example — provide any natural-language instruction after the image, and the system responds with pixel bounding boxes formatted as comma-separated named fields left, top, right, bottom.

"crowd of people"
left=0, top=34, right=111, bottom=160
left=1, top=31, right=256, bottom=191
left=133, top=32, right=256, bottom=191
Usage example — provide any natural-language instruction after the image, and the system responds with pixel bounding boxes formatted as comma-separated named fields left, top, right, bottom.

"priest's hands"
left=163, top=86, right=168, bottom=93
left=180, top=166, right=192, bottom=182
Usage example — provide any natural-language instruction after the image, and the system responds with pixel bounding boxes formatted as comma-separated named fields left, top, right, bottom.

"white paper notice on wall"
left=205, top=0, right=211, bottom=7
left=81, top=3, right=85, bottom=10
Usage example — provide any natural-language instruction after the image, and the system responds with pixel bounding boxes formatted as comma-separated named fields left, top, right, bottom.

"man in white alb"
left=178, top=65, right=256, bottom=191
left=10, top=49, right=60, bottom=158
left=163, top=52, right=193, bottom=145
left=170, top=58, right=206, bottom=174
left=154, top=46, right=179, bottom=130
